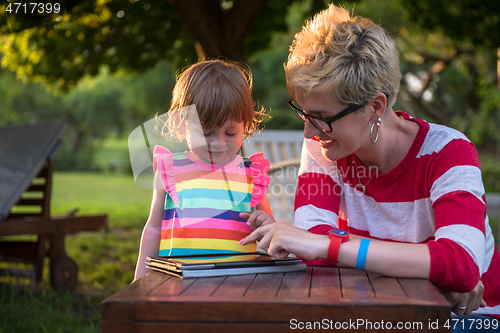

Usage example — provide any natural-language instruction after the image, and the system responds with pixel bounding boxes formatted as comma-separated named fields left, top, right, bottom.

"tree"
left=400, top=0, right=500, bottom=48
left=0, top=0, right=328, bottom=90
left=397, top=0, right=500, bottom=151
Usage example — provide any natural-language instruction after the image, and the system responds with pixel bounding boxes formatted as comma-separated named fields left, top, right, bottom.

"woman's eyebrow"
left=296, top=103, right=331, bottom=116
left=304, top=108, right=332, bottom=117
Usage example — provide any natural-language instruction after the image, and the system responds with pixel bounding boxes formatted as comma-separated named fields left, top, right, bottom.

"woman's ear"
left=370, top=92, right=387, bottom=120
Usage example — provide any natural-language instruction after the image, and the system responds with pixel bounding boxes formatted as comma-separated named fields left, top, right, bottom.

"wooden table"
left=102, top=267, right=451, bottom=332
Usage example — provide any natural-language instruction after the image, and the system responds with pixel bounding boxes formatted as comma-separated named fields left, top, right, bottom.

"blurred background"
left=1, top=0, right=499, bottom=331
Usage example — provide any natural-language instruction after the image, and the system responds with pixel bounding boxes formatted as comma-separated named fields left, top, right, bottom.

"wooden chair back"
left=266, top=159, right=301, bottom=224
left=241, top=130, right=304, bottom=165
left=242, top=130, right=305, bottom=224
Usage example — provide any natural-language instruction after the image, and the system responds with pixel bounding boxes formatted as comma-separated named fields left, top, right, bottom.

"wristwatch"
left=327, top=229, right=350, bottom=264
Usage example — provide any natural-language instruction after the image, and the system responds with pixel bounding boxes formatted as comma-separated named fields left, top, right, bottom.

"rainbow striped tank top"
left=153, top=145, right=270, bottom=256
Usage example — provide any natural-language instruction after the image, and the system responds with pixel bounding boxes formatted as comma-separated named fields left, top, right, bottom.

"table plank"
left=147, top=274, right=196, bottom=297
left=179, top=276, right=227, bottom=297
left=367, top=271, right=409, bottom=302
left=398, top=278, right=449, bottom=305
left=398, top=277, right=451, bottom=324
left=340, top=268, right=376, bottom=301
left=310, top=267, right=342, bottom=302
left=244, top=272, right=284, bottom=299
left=276, top=269, right=311, bottom=300
left=211, top=273, right=256, bottom=298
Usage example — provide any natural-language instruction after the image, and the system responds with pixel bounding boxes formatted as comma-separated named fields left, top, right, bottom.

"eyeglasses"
left=287, top=99, right=366, bottom=133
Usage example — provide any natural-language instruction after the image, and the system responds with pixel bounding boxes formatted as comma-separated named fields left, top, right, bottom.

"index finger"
left=239, top=224, right=272, bottom=245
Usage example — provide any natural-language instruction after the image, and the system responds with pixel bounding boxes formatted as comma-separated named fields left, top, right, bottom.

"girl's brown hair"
left=156, top=59, right=266, bottom=141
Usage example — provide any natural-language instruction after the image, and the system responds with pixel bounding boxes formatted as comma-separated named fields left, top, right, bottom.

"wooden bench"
left=0, top=120, right=108, bottom=291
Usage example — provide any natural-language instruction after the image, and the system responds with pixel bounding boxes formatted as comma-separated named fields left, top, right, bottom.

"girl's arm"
left=133, top=174, right=165, bottom=281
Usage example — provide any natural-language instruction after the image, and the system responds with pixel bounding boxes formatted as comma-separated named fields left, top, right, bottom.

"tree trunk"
left=168, top=0, right=268, bottom=62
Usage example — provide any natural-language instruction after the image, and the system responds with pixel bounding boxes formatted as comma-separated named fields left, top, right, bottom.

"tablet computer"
left=147, top=252, right=302, bottom=270
left=145, top=252, right=306, bottom=278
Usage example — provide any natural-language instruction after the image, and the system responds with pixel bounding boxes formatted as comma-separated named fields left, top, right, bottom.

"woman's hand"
left=441, top=280, right=487, bottom=315
left=239, top=210, right=275, bottom=230
left=239, top=221, right=330, bottom=260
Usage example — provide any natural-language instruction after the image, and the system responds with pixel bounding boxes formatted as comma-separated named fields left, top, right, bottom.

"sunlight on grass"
left=49, top=172, right=154, bottom=292
left=51, top=172, right=152, bottom=230
left=0, top=172, right=157, bottom=333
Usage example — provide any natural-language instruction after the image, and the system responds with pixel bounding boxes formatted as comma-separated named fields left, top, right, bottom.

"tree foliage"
left=1, top=0, right=499, bottom=167
left=0, top=0, right=328, bottom=90
left=395, top=0, right=500, bottom=150
left=400, top=0, right=500, bottom=48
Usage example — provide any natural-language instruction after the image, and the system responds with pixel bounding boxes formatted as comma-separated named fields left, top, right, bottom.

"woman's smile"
left=318, top=139, right=335, bottom=149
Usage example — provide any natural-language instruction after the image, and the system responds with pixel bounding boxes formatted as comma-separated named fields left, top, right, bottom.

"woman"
left=240, top=4, right=500, bottom=328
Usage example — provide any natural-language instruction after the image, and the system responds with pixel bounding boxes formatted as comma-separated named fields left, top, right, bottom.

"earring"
left=370, top=118, right=382, bottom=143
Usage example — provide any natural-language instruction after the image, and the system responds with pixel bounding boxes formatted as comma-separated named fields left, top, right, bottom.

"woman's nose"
left=303, top=120, right=322, bottom=139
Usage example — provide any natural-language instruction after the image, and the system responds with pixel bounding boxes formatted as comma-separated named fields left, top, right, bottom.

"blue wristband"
left=355, top=238, right=370, bottom=270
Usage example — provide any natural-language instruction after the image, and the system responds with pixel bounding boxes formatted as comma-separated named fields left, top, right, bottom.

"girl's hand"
left=239, top=210, right=275, bottom=230
left=441, top=280, right=487, bottom=315
left=239, top=221, right=330, bottom=260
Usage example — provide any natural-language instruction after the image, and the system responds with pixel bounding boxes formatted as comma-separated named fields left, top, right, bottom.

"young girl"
left=134, top=59, right=275, bottom=280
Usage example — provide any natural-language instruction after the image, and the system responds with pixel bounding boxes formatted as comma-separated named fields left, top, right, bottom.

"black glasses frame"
left=287, top=99, right=366, bottom=133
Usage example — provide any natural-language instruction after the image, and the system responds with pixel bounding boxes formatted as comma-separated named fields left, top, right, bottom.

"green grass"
left=51, top=172, right=153, bottom=291
left=0, top=285, right=101, bottom=333
left=0, top=172, right=153, bottom=333
left=51, top=172, right=152, bottom=230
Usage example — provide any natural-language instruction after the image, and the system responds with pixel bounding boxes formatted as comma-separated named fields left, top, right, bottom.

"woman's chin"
left=322, top=152, right=338, bottom=162
left=320, top=144, right=342, bottom=162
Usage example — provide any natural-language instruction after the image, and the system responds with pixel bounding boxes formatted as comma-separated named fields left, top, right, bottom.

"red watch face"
left=328, top=229, right=349, bottom=239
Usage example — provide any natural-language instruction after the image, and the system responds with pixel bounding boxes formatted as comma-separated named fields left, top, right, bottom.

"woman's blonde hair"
left=284, top=4, right=401, bottom=109
left=156, top=59, right=266, bottom=141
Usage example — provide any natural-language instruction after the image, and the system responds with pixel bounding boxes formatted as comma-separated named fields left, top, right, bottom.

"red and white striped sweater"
left=294, top=111, right=500, bottom=318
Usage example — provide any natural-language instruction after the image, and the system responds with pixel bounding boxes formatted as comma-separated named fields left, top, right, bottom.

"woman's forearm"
left=313, top=233, right=430, bottom=278
left=336, top=236, right=430, bottom=278
left=243, top=222, right=431, bottom=279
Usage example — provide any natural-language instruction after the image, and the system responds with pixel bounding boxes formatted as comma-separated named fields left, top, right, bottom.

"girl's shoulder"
left=154, top=146, right=193, bottom=166
left=244, top=153, right=270, bottom=171
left=245, top=153, right=271, bottom=207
